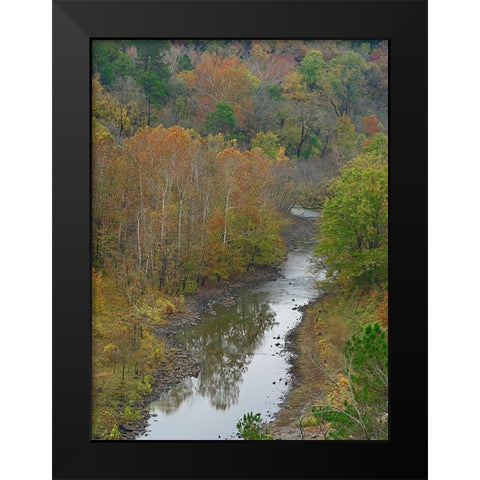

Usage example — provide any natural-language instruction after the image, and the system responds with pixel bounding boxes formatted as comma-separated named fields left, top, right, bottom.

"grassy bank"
left=270, top=288, right=388, bottom=440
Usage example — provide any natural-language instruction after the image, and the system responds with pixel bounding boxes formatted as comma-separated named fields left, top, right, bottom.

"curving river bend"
left=137, top=208, right=323, bottom=440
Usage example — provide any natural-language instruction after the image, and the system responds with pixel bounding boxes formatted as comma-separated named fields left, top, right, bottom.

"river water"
left=137, top=208, right=323, bottom=440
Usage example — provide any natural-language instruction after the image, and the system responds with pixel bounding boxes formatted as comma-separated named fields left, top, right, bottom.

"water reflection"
left=156, top=295, right=276, bottom=414
left=152, top=377, right=196, bottom=415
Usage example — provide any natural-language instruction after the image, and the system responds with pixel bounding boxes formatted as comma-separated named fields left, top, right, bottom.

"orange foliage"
left=363, top=114, right=380, bottom=136
left=313, top=319, right=326, bottom=336
left=248, top=43, right=295, bottom=85
left=376, top=290, right=388, bottom=337
left=180, top=52, right=256, bottom=125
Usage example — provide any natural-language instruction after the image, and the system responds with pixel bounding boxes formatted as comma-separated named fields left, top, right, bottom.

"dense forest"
left=91, top=40, right=388, bottom=440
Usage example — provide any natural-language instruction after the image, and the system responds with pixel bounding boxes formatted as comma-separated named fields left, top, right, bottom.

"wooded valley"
left=91, top=40, right=388, bottom=440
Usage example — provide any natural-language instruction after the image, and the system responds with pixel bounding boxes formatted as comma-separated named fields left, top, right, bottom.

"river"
left=137, top=208, right=323, bottom=440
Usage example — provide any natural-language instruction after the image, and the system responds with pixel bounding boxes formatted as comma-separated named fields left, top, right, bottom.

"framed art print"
left=53, top=1, right=427, bottom=479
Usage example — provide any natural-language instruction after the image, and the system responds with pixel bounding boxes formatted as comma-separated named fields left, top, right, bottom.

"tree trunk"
left=223, top=191, right=230, bottom=245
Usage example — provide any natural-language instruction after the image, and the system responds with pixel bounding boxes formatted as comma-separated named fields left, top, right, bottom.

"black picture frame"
left=53, top=1, right=427, bottom=479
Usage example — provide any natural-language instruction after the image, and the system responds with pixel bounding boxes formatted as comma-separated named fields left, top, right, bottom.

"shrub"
left=236, top=412, right=273, bottom=440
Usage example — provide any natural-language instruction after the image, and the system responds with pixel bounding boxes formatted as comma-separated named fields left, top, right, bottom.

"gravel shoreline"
left=119, top=211, right=317, bottom=440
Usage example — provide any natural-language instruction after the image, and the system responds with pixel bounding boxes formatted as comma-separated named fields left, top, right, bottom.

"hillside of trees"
left=91, top=39, right=388, bottom=440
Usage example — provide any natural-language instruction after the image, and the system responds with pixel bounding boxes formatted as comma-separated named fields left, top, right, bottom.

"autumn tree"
left=247, top=42, right=294, bottom=85
left=231, top=148, right=287, bottom=269
left=180, top=52, right=258, bottom=127
left=92, top=119, right=124, bottom=268
left=123, top=125, right=195, bottom=293
left=92, top=75, right=144, bottom=141
left=95, top=123, right=290, bottom=294
left=203, top=146, right=287, bottom=281
left=363, top=114, right=381, bottom=136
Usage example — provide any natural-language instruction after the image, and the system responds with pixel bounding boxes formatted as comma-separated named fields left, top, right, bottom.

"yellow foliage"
left=327, top=376, right=351, bottom=410
left=275, top=146, right=289, bottom=163
left=163, top=300, right=176, bottom=315
left=282, top=71, right=312, bottom=103
left=300, top=414, right=319, bottom=427
left=317, top=338, right=329, bottom=357
left=92, top=268, right=105, bottom=313
left=103, top=343, right=116, bottom=353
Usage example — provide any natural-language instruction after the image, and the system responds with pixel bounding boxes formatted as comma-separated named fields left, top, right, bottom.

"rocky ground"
left=119, top=211, right=319, bottom=440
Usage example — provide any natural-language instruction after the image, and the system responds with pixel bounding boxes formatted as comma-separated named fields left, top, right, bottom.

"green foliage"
left=364, top=133, right=388, bottom=157
left=315, top=144, right=388, bottom=291
left=268, top=84, right=282, bottom=100
left=177, top=53, right=192, bottom=72
left=225, top=133, right=246, bottom=143
left=299, top=413, right=318, bottom=427
left=136, top=69, right=169, bottom=107
left=121, top=403, right=142, bottom=423
left=298, top=49, right=326, bottom=89
left=134, top=40, right=171, bottom=124
left=236, top=412, right=274, bottom=440
left=326, top=52, right=367, bottom=117
left=302, top=135, right=321, bottom=160
left=92, top=366, right=157, bottom=439
left=252, top=131, right=281, bottom=159
left=205, top=102, right=236, bottom=135
left=335, top=115, right=360, bottom=163
left=312, top=323, right=388, bottom=440
left=92, top=41, right=133, bottom=88
left=109, top=424, right=121, bottom=440
left=345, top=322, right=388, bottom=404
